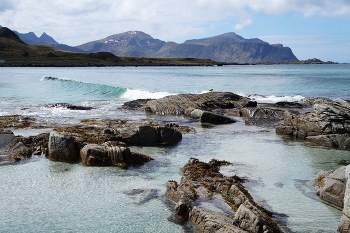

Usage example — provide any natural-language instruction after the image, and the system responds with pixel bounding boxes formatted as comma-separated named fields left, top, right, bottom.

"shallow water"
left=1, top=65, right=350, bottom=232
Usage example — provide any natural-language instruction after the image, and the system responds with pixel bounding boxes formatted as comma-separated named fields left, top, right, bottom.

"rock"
left=47, top=131, right=79, bottom=163
left=0, top=129, right=31, bottom=164
left=311, top=166, right=346, bottom=208
left=201, top=111, right=237, bottom=124
left=166, top=158, right=286, bottom=232
left=276, top=98, right=350, bottom=149
left=119, top=99, right=153, bottom=111
left=189, top=206, right=247, bottom=233
left=47, top=103, right=93, bottom=110
left=275, top=101, right=304, bottom=108
left=117, top=124, right=182, bottom=146
left=338, top=165, right=350, bottom=232
left=145, top=92, right=251, bottom=115
left=240, top=107, right=285, bottom=127
left=80, top=142, right=153, bottom=167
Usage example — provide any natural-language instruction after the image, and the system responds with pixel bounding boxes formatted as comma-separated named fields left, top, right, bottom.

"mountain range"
left=0, top=26, right=298, bottom=63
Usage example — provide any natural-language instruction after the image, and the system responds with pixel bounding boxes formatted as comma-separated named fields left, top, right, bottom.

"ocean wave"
left=240, top=93, right=305, bottom=103
left=41, top=76, right=127, bottom=97
left=120, top=88, right=175, bottom=100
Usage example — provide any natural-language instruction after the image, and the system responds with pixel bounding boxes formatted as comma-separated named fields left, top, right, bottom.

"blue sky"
left=1, top=0, right=349, bottom=62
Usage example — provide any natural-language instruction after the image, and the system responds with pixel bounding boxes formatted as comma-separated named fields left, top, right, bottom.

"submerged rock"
left=166, top=158, right=287, bottom=233
left=124, top=189, right=159, bottom=204
left=0, top=129, right=31, bottom=164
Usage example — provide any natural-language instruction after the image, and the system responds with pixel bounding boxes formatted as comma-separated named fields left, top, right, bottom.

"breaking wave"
left=41, top=76, right=174, bottom=101
left=41, top=76, right=127, bottom=97
left=239, top=93, right=305, bottom=103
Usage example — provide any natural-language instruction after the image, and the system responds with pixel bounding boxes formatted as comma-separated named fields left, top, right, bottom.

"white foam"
left=120, top=89, right=175, bottom=100
left=239, top=93, right=305, bottom=103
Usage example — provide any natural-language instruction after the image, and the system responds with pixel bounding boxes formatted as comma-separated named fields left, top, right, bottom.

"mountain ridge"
left=75, top=31, right=298, bottom=63
left=6, top=27, right=298, bottom=63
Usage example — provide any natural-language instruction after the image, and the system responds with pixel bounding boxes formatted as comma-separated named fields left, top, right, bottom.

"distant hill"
left=0, top=27, right=26, bottom=44
left=13, top=30, right=86, bottom=53
left=77, top=31, right=166, bottom=57
left=76, top=31, right=298, bottom=63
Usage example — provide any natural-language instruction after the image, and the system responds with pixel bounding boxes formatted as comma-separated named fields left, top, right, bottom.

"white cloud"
left=0, top=0, right=350, bottom=45
left=234, top=18, right=254, bottom=30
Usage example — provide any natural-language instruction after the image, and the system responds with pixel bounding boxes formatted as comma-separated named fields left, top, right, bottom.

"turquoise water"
left=1, top=64, right=350, bottom=232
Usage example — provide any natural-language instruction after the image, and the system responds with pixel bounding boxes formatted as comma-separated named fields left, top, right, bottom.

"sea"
left=1, top=64, right=350, bottom=233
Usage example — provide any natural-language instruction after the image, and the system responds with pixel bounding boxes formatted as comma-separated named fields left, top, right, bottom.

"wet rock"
left=80, top=142, right=153, bottom=167
left=145, top=92, right=252, bottom=115
left=200, top=111, right=237, bottom=124
left=117, top=124, right=182, bottom=146
left=47, top=131, right=79, bottom=163
left=0, top=129, right=31, bottom=164
left=276, top=98, right=350, bottom=149
left=47, top=103, right=93, bottom=110
left=166, top=158, right=286, bottom=232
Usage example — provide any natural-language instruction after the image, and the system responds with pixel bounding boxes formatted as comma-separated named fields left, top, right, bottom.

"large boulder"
left=276, top=98, right=350, bottom=149
left=80, top=141, right=153, bottom=168
left=0, top=129, right=31, bottom=164
left=166, top=158, right=286, bottom=232
left=338, top=165, right=350, bottom=232
left=240, top=107, right=285, bottom=127
left=310, top=166, right=346, bottom=207
left=145, top=92, right=254, bottom=115
left=47, top=131, right=79, bottom=163
left=117, top=124, right=182, bottom=146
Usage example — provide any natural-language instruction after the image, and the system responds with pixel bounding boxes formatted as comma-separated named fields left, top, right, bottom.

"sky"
left=1, top=0, right=350, bottom=62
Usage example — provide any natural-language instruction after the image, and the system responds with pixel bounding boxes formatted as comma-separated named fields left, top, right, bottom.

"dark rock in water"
left=275, top=101, right=304, bottom=108
left=0, top=129, right=31, bottom=164
left=47, top=103, right=93, bottom=110
left=310, top=166, right=346, bottom=208
left=47, top=131, right=79, bottom=163
left=166, top=158, right=287, bottom=232
left=80, top=141, right=153, bottom=167
left=200, top=111, right=236, bottom=124
left=276, top=98, right=350, bottom=149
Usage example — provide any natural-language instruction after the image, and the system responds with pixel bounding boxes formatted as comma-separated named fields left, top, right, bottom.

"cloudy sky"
left=1, top=0, right=350, bottom=62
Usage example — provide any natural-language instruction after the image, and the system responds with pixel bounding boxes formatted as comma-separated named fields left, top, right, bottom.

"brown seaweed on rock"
left=166, top=158, right=289, bottom=233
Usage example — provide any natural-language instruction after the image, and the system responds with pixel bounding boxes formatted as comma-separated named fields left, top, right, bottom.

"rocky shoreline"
left=1, top=92, right=350, bottom=232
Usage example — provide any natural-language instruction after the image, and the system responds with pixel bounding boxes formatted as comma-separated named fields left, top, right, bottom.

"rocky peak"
left=39, top=32, right=58, bottom=44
